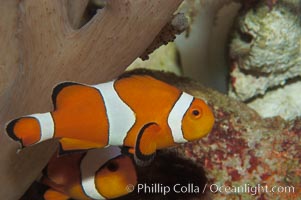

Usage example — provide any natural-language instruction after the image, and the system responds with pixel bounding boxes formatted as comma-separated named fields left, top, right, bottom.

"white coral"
left=229, top=2, right=301, bottom=120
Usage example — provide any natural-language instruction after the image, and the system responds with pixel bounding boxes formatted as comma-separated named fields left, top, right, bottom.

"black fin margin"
left=52, top=82, right=80, bottom=110
left=134, top=151, right=155, bottom=167
left=6, top=118, right=24, bottom=147
left=57, top=142, right=91, bottom=157
left=134, top=122, right=157, bottom=167
left=116, top=69, right=153, bottom=81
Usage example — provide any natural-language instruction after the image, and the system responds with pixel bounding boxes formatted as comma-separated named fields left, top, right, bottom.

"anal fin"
left=59, top=138, right=100, bottom=155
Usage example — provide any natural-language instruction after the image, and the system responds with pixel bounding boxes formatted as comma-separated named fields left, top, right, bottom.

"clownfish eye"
left=192, top=110, right=199, bottom=116
left=191, top=108, right=202, bottom=118
left=107, top=161, right=119, bottom=172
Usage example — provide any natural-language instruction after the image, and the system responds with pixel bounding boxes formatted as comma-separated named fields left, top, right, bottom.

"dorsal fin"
left=52, top=82, right=80, bottom=109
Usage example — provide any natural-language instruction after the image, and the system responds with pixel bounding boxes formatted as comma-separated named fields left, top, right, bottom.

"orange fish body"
left=41, top=147, right=137, bottom=200
left=7, top=75, right=214, bottom=164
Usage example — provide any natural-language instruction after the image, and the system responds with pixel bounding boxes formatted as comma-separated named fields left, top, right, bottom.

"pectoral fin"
left=43, top=189, right=71, bottom=200
left=134, top=123, right=159, bottom=166
left=58, top=138, right=100, bottom=155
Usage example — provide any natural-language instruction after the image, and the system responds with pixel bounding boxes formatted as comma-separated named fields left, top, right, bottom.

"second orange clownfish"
left=7, top=74, right=214, bottom=165
left=41, top=146, right=137, bottom=200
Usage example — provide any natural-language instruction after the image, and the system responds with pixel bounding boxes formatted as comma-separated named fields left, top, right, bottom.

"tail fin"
left=6, top=113, right=55, bottom=147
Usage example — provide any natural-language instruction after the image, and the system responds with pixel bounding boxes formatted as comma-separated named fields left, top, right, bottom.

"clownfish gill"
left=6, top=74, right=214, bottom=165
left=41, top=146, right=137, bottom=200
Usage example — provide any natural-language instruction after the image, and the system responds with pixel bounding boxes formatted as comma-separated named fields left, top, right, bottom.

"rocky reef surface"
left=127, top=69, right=301, bottom=200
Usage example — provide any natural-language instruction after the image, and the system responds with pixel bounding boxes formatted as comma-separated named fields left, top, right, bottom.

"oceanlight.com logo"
left=127, top=183, right=296, bottom=196
left=207, top=184, right=295, bottom=196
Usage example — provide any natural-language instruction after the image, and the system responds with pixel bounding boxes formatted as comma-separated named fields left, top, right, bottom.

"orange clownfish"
left=6, top=74, right=214, bottom=164
left=41, top=146, right=137, bottom=200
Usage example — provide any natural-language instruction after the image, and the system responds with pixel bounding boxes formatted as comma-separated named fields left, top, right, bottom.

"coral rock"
left=228, top=1, right=301, bottom=120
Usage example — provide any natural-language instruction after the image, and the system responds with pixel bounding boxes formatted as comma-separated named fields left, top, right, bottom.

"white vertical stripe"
left=80, top=147, right=121, bottom=199
left=28, top=113, right=55, bottom=143
left=167, top=92, right=194, bottom=143
left=93, top=81, right=135, bottom=145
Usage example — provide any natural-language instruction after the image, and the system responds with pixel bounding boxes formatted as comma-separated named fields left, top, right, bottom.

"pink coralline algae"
left=176, top=105, right=301, bottom=199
